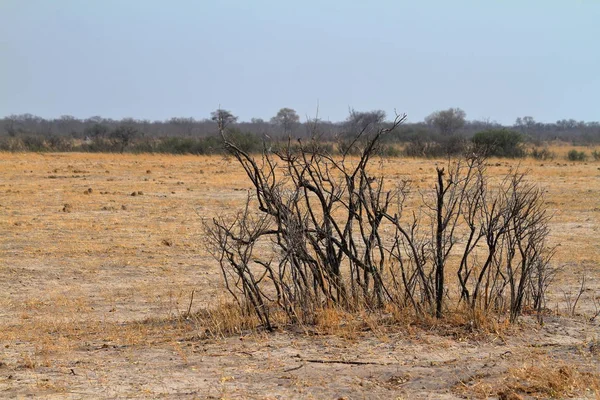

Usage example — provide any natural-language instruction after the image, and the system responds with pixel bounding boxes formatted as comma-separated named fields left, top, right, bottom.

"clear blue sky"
left=1, top=0, right=598, bottom=124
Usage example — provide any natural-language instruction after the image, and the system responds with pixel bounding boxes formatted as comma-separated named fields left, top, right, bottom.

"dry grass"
left=1, top=150, right=599, bottom=398
left=455, top=357, right=600, bottom=399
left=503, top=361, right=600, bottom=398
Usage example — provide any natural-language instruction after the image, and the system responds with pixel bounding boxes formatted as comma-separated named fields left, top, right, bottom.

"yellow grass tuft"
left=502, top=362, right=600, bottom=399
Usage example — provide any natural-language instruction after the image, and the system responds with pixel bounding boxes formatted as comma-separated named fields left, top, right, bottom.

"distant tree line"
left=1, top=107, right=599, bottom=155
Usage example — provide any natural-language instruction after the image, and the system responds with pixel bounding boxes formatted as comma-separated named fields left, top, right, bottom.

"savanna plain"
left=1, top=148, right=599, bottom=399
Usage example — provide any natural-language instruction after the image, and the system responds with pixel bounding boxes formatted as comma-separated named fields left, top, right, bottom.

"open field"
left=1, top=151, right=599, bottom=399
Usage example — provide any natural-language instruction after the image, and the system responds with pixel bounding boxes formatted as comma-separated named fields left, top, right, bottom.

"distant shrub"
left=378, top=144, right=402, bottom=157
left=385, top=145, right=402, bottom=157
left=46, top=135, right=74, bottom=151
left=530, top=147, right=555, bottom=161
left=592, top=149, right=600, bottom=161
left=81, top=137, right=120, bottom=153
left=337, top=138, right=402, bottom=157
left=337, top=138, right=362, bottom=155
left=226, top=130, right=263, bottom=154
left=0, top=136, right=25, bottom=151
left=567, top=149, right=587, bottom=161
left=403, top=139, right=427, bottom=157
left=278, top=141, right=335, bottom=155
left=20, top=135, right=47, bottom=152
left=145, top=133, right=263, bottom=155
left=0, top=135, right=76, bottom=152
left=472, top=129, right=525, bottom=157
left=84, top=123, right=109, bottom=140
left=110, top=125, right=141, bottom=153
left=404, top=135, right=469, bottom=158
left=441, top=135, right=470, bottom=156
left=128, top=138, right=158, bottom=154
left=404, top=140, right=448, bottom=158
left=155, top=137, right=199, bottom=154
left=150, top=136, right=223, bottom=155
left=310, top=142, right=334, bottom=155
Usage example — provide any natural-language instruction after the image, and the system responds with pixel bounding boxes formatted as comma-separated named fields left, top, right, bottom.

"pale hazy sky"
left=1, top=1, right=598, bottom=124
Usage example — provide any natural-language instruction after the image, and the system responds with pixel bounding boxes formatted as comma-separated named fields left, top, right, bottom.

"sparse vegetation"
left=2, top=111, right=600, bottom=155
left=531, top=146, right=556, bottom=160
left=454, top=359, right=600, bottom=399
left=567, top=149, right=588, bottom=161
left=472, top=129, right=525, bottom=158
left=404, top=134, right=469, bottom=158
left=1, top=150, right=598, bottom=399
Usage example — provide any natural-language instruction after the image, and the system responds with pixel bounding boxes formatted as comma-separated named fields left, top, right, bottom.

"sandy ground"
left=0, top=151, right=599, bottom=399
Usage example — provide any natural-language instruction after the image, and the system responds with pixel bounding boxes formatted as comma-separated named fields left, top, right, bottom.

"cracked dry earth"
left=1, top=152, right=599, bottom=399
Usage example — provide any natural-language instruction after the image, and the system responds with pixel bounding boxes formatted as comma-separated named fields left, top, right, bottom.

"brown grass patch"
left=455, top=358, right=600, bottom=399
left=502, top=362, right=600, bottom=398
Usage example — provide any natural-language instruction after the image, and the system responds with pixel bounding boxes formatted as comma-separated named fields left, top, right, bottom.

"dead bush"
left=204, top=112, right=556, bottom=331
